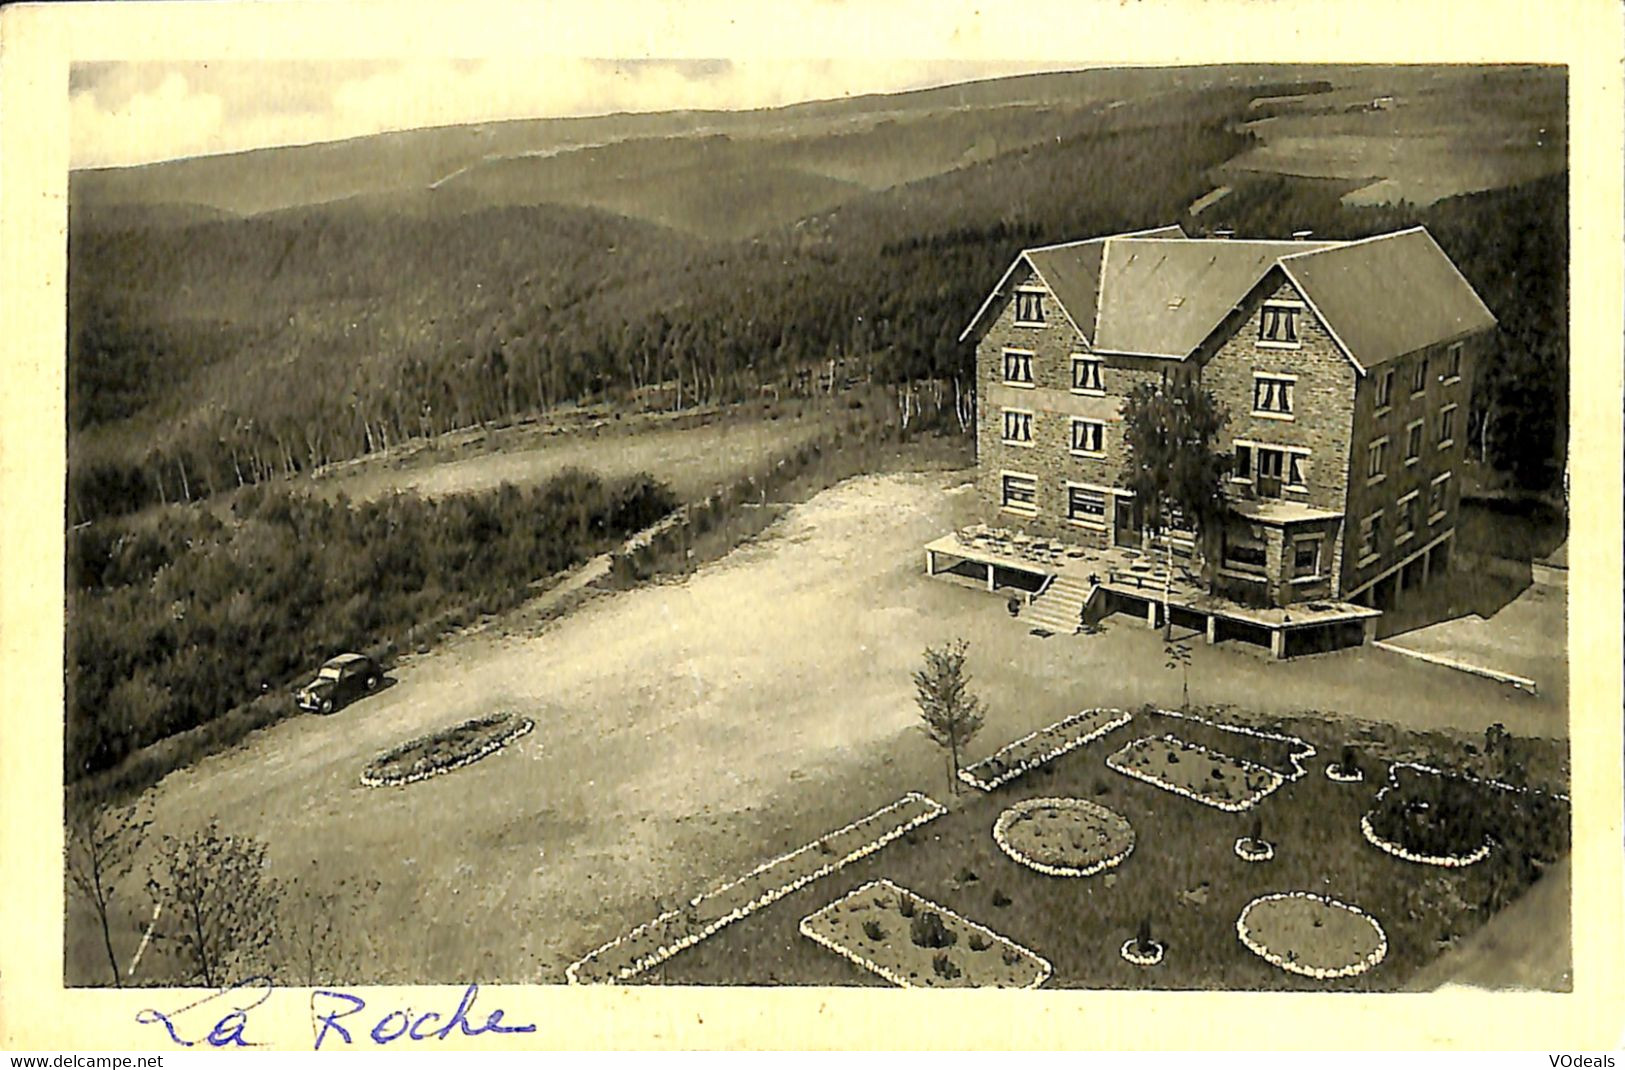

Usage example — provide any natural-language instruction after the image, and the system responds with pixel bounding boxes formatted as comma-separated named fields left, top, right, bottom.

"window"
left=1358, top=511, right=1383, bottom=563
left=1014, top=290, right=1045, bottom=326
left=1286, top=451, right=1308, bottom=489
left=1001, top=473, right=1037, bottom=514
left=1292, top=536, right=1323, bottom=578
left=1001, top=349, right=1033, bottom=386
left=1223, top=528, right=1268, bottom=573
left=1256, top=447, right=1285, bottom=497
left=1375, top=369, right=1395, bottom=412
left=1438, top=404, right=1458, bottom=449
left=1258, top=303, right=1300, bottom=347
left=1444, top=343, right=1463, bottom=383
left=1235, top=442, right=1309, bottom=496
left=1070, top=418, right=1105, bottom=456
left=1233, top=443, right=1252, bottom=480
left=1252, top=374, right=1295, bottom=417
left=1411, top=356, right=1428, bottom=396
left=1405, top=420, right=1424, bottom=465
left=1070, top=355, right=1104, bottom=394
left=1366, top=437, right=1389, bottom=483
left=1397, top=492, right=1420, bottom=544
left=1001, top=409, right=1033, bottom=446
left=1429, top=471, right=1452, bottom=523
left=1066, top=485, right=1107, bottom=526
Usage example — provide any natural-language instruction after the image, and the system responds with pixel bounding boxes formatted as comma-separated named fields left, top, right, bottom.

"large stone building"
left=946, top=223, right=1495, bottom=642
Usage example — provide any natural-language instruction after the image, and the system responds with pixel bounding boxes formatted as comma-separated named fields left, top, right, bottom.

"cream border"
left=1, top=0, right=1621, bottom=1051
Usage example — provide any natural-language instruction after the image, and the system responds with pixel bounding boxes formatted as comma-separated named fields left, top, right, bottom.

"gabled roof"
left=1092, top=238, right=1338, bottom=358
left=957, top=225, right=1186, bottom=344
left=960, top=224, right=1497, bottom=372
left=1278, top=228, right=1498, bottom=370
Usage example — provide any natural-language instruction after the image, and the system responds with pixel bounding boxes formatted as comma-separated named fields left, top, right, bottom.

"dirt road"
left=72, top=470, right=1567, bottom=985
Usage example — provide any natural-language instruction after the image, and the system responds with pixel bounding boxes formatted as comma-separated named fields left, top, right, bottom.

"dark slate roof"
left=959, top=224, right=1496, bottom=371
left=1279, top=228, right=1498, bottom=369
left=958, top=225, right=1185, bottom=344
left=1092, top=238, right=1338, bottom=357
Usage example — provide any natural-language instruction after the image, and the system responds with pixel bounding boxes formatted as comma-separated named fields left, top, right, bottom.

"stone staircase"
left=1022, top=575, right=1096, bottom=635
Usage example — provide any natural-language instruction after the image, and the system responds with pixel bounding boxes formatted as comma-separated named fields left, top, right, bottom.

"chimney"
left=1291, top=229, right=1314, bottom=241
left=1213, top=227, right=1235, bottom=240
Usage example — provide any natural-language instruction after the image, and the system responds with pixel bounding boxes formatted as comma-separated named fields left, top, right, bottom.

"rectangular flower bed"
left=1106, top=734, right=1285, bottom=812
left=958, top=707, right=1132, bottom=791
left=566, top=792, right=945, bottom=983
left=799, top=879, right=1051, bottom=988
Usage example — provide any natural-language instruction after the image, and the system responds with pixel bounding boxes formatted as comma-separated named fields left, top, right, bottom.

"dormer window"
left=1258, top=301, right=1301, bottom=348
left=1014, top=289, right=1045, bottom=326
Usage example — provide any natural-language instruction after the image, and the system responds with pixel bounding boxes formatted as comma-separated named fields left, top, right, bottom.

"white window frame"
left=1429, top=470, right=1452, bottom=525
left=1256, top=300, right=1303, bottom=350
left=1069, top=417, right=1107, bottom=458
left=1366, top=436, right=1389, bottom=485
left=1013, top=287, right=1046, bottom=328
left=1290, top=533, right=1325, bottom=582
left=1251, top=372, right=1297, bottom=420
left=1374, top=368, right=1395, bottom=414
left=1000, top=470, right=1039, bottom=515
left=1070, top=354, right=1105, bottom=395
left=1357, top=509, right=1383, bottom=567
left=1404, top=419, right=1424, bottom=466
left=1231, top=439, right=1310, bottom=492
left=1411, top=355, right=1429, bottom=397
left=1001, top=348, right=1035, bottom=388
left=1063, top=481, right=1109, bottom=529
left=1396, top=490, right=1421, bottom=545
left=1443, top=342, right=1463, bottom=384
left=1438, top=403, right=1458, bottom=450
left=1000, top=407, right=1035, bottom=447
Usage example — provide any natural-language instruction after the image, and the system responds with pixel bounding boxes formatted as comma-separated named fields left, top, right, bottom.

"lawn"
left=638, top=706, right=1569, bottom=990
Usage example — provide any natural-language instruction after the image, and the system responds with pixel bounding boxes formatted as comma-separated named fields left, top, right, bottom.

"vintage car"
left=295, top=652, right=383, bottom=714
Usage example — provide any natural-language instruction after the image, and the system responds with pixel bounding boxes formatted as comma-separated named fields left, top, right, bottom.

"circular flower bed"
left=361, top=712, right=534, bottom=787
left=1233, top=837, right=1275, bottom=863
left=1119, top=938, right=1164, bottom=966
left=993, top=797, right=1135, bottom=877
left=1236, top=892, right=1387, bottom=979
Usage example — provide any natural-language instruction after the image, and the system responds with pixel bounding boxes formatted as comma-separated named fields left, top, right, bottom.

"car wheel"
left=321, top=697, right=334, bottom=715
left=366, top=674, right=380, bottom=691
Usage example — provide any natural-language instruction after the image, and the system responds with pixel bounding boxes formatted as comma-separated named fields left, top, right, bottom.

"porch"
left=924, top=524, right=1381, bottom=658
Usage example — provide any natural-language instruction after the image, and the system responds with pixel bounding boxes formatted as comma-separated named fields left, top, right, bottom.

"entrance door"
left=1113, top=494, right=1138, bottom=546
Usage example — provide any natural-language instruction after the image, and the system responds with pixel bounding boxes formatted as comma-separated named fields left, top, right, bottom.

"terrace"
left=924, top=524, right=1380, bottom=657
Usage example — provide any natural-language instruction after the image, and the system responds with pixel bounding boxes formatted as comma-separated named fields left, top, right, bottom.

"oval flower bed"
left=1361, top=767, right=1496, bottom=867
left=1236, top=892, right=1387, bottom=980
left=361, top=712, right=534, bottom=787
left=1106, top=734, right=1284, bottom=812
left=993, top=797, right=1135, bottom=877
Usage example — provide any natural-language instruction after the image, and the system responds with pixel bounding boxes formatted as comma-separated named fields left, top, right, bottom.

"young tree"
left=65, top=797, right=151, bottom=986
left=1120, top=375, right=1232, bottom=635
left=146, top=823, right=282, bottom=988
left=1163, top=636, right=1193, bottom=712
left=914, top=639, right=987, bottom=795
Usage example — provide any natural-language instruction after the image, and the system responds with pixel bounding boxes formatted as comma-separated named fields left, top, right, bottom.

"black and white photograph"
left=4, top=0, right=1622, bottom=1053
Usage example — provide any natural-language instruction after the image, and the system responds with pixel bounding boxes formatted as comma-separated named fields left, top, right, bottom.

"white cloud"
left=70, top=57, right=1084, bottom=168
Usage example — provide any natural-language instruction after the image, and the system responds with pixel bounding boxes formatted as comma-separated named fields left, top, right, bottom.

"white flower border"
left=1233, top=837, right=1275, bottom=863
left=360, top=716, right=535, bottom=787
left=1359, top=760, right=1568, bottom=869
left=1325, top=762, right=1365, bottom=783
left=1119, top=938, right=1165, bottom=967
left=1236, top=891, right=1388, bottom=980
left=959, top=708, right=1133, bottom=792
left=566, top=792, right=946, bottom=984
left=1104, top=708, right=1316, bottom=813
left=992, top=797, right=1136, bottom=878
left=798, top=879, right=1053, bottom=989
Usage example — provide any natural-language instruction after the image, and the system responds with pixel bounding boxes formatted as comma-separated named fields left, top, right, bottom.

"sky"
left=69, top=58, right=1088, bottom=169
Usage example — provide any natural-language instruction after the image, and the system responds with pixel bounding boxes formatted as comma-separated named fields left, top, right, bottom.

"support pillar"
left=1270, top=628, right=1286, bottom=659
left=987, top=562, right=996, bottom=592
left=925, top=549, right=934, bottom=576
left=1146, top=600, right=1158, bottom=629
left=1420, top=547, right=1430, bottom=585
left=1362, top=616, right=1379, bottom=644
left=1206, top=615, right=1218, bottom=645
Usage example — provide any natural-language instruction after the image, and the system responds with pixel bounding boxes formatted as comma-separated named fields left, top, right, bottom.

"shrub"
left=991, top=889, right=1012, bottom=908
left=862, top=919, right=885, bottom=942
left=968, top=933, right=990, bottom=952
left=897, top=893, right=916, bottom=918
left=910, top=911, right=957, bottom=950
left=932, top=952, right=962, bottom=980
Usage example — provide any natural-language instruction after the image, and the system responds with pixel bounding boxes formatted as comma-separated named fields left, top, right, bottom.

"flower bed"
left=958, top=708, right=1132, bottom=791
left=360, top=712, right=534, bottom=787
left=1360, top=762, right=1511, bottom=867
left=566, top=793, right=945, bottom=984
left=1236, top=892, right=1387, bottom=980
left=1106, top=735, right=1285, bottom=812
left=1326, top=762, right=1365, bottom=783
left=993, top=797, right=1135, bottom=877
left=1233, top=837, right=1275, bottom=863
left=1119, top=938, right=1165, bottom=966
left=798, top=879, right=1051, bottom=988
